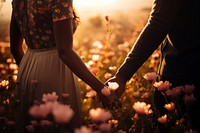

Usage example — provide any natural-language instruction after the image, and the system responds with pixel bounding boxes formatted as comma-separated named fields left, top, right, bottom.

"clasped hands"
left=98, top=75, right=127, bottom=110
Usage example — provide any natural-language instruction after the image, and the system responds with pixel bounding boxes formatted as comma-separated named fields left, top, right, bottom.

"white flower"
left=42, top=92, right=58, bottom=103
left=108, top=82, right=119, bottom=91
left=92, top=41, right=103, bottom=49
left=86, top=90, right=97, bottom=98
left=92, top=54, right=100, bottom=61
left=89, top=107, right=112, bottom=122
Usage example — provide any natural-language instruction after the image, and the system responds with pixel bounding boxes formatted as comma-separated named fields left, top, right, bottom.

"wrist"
left=115, top=73, right=127, bottom=84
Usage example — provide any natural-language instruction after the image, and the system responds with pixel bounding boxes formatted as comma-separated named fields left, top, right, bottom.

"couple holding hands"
left=10, top=0, right=200, bottom=132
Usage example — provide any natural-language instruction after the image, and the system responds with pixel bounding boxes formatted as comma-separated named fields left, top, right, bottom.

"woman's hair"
left=73, top=7, right=80, bottom=26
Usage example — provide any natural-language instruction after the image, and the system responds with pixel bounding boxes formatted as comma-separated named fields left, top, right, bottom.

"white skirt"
left=15, top=47, right=82, bottom=131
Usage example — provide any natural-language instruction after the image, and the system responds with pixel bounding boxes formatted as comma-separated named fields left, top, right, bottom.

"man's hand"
left=105, top=75, right=127, bottom=98
left=104, top=75, right=127, bottom=109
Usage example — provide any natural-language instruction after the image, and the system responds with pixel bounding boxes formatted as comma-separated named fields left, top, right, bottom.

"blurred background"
left=0, top=0, right=153, bottom=44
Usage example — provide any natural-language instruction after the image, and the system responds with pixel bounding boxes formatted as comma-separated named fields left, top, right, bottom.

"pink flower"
left=143, top=72, right=157, bottom=81
left=99, top=123, right=112, bottom=132
left=170, top=86, right=183, bottom=98
left=164, top=102, right=175, bottom=111
left=184, top=94, right=196, bottom=105
left=62, top=93, right=70, bottom=98
left=74, top=126, right=92, bottom=133
left=117, top=130, right=127, bottom=133
left=52, top=103, right=74, bottom=124
left=29, top=105, right=41, bottom=118
left=38, top=103, right=53, bottom=118
left=132, top=101, right=153, bottom=115
left=90, top=67, right=99, bottom=75
left=86, top=90, right=97, bottom=98
left=30, top=121, right=39, bottom=127
left=183, top=85, right=195, bottom=94
left=157, top=114, right=167, bottom=124
left=40, top=120, right=53, bottom=127
left=101, top=87, right=111, bottom=96
left=108, top=82, right=119, bottom=91
left=185, top=129, right=198, bottom=133
left=26, top=125, right=34, bottom=132
left=141, top=92, right=149, bottom=99
left=29, top=102, right=54, bottom=118
left=133, top=91, right=140, bottom=98
left=42, top=92, right=58, bottom=103
left=89, top=108, right=112, bottom=122
left=153, top=81, right=172, bottom=92
left=165, top=89, right=173, bottom=97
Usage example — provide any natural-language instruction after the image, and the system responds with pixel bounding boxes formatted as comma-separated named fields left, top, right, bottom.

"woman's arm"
left=53, top=19, right=105, bottom=92
left=10, top=12, right=24, bottom=66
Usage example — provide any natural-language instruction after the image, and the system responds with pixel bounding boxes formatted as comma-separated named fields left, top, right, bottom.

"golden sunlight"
left=74, top=0, right=153, bottom=9
left=74, top=0, right=120, bottom=7
left=73, top=0, right=153, bottom=20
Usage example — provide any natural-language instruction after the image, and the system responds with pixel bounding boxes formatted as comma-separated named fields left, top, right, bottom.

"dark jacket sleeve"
left=115, top=0, right=183, bottom=81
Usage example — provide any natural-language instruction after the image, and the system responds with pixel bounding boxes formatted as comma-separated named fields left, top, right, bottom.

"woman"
left=10, top=0, right=109, bottom=132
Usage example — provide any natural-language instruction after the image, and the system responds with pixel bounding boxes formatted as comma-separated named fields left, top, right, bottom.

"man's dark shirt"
left=116, top=0, right=200, bottom=82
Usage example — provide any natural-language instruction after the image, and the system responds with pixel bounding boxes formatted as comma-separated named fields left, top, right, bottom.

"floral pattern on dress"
left=12, top=0, right=74, bottom=49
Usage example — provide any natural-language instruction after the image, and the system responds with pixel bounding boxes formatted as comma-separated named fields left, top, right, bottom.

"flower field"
left=0, top=8, right=195, bottom=133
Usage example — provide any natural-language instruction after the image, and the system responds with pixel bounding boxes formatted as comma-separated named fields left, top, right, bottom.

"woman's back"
left=12, top=0, right=73, bottom=49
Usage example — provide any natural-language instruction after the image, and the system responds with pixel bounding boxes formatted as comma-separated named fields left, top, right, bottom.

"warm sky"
left=0, top=0, right=153, bottom=21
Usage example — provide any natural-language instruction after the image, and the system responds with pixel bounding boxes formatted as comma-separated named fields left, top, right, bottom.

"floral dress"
left=12, top=0, right=82, bottom=132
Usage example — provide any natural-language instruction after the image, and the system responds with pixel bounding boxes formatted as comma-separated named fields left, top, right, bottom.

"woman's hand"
left=105, top=75, right=127, bottom=99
